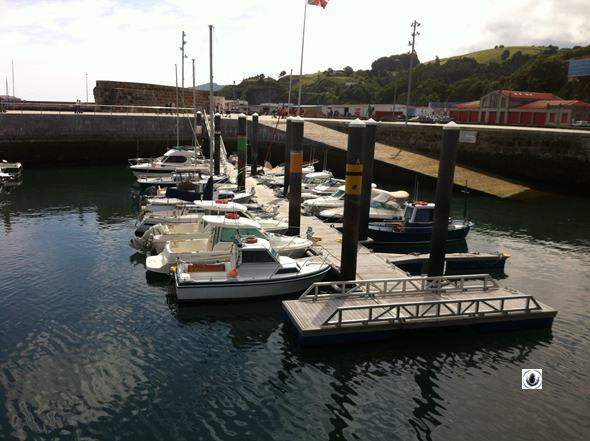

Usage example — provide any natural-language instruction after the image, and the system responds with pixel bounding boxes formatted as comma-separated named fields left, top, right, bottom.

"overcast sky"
left=1, top=0, right=588, bottom=101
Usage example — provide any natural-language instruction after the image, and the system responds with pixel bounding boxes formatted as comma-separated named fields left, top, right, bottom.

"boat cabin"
left=158, top=149, right=195, bottom=165
left=402, top=202, right=436, bottom=225
left=302, top=171, right=332, bottom=186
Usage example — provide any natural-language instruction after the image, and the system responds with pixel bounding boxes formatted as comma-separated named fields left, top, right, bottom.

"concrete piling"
left=250, top=113, right=259, bottom=176
left=237, top=113, right=247, bottom=191
left=283, top=117, right=293, bottom=197
left=288, top=117, right=304, bottom=236
left=340, top=118, right=366, bottom=281
left=358, top=118, right=377, bottom=241
left=427, top=121, right=460, bottom=277
left=196, top=111, right=202, bottom=144
left=213, top=112, right=221, bottom=176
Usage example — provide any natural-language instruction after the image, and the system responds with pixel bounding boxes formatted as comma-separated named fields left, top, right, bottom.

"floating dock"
left=248, top=171, right=555, bottom=346
left=258, top=118, right=533, bottom=199
left=282, top=275, right=556, bottom=346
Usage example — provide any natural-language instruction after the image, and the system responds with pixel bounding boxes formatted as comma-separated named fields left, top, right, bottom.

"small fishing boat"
left=135, top=199, right=287, bottom=237
left=317, top=190, right=408, bottom=221
left=174, top=237, right=331, bottom=302
left=129, top=149, right=209, bottom=178
left=367, top=201, right=473, bottom=245
left=145, top=215, right=313, bottom=273
left=380, top=251, right=510, bottom=274
left=0, top=161, right=23, bottom=181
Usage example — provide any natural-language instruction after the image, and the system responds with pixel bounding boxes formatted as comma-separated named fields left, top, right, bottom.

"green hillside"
left=432, top=46, right=546, bottom=65
left=221, top=45, right=590, bottom=106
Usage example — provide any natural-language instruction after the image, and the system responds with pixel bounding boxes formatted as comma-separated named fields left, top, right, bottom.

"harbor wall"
left=0, top=113, right=194, bottom=164
left=311, top=120, right=590, bottom=188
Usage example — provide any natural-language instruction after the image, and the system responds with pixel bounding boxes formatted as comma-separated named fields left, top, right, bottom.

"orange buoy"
left=227, top=268, right=239, bottom=278
left=225, top=213, right=240, bottom=220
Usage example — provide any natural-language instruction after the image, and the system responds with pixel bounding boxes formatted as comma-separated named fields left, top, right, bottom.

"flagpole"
left=296, top=0, right=308, bottom=115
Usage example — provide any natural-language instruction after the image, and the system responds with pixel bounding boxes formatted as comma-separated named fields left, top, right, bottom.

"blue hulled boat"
left=367, top=201, right=473, bottom=245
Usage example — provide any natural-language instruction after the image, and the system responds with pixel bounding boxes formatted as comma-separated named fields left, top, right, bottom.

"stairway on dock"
left=258, top=118, right=532, bottom=199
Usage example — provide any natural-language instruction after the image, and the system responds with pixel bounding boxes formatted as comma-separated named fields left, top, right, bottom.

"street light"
left=405, top=20, right=421, bottom=125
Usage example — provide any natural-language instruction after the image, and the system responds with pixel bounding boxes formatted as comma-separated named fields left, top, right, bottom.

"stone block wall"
left=94, top=80, right=209, bottom=109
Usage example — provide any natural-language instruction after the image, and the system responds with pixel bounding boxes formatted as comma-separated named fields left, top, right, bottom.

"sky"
left=0, top=0, right=588, bottom=101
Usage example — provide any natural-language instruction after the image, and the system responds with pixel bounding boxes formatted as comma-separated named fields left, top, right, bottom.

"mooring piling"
left=428, top=121, right=460, bottom=277
left=237, top=113, right=247, bottom=191
left=196, top=111, right=202, bottom=144
left=340, top=118, right=366, bottom=281
left=358, top=118, right=377, bottom=241
left=288, top=116, right=304, bottom=236
left=283, top=117, right=293, bottom=197
left=250, top=113, right=259, bottom=176
left=213, top=112, right=221, bottom=176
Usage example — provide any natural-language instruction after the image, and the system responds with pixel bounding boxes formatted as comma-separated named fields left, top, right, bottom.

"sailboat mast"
left=175, top=64, right=179, bottom=147
left=192, top=58, right=197, bottom=151
left=208, top=24, right=215, bottom=176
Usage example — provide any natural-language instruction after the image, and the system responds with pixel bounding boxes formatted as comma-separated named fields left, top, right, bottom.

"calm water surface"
left=0, top=166, right=589, bottom=440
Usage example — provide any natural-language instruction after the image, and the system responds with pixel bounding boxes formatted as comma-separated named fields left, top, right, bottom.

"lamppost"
left=85, top=72, right=89, bottom=103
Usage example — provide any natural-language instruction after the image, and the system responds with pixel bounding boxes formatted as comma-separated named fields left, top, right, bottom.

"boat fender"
left=225, top=213, right=240, bottom=220
left=151, top=161, right=157, bottom=168
left=227, top=268, right=239, bottom=278
left=394, top=223, right=405, bottom=232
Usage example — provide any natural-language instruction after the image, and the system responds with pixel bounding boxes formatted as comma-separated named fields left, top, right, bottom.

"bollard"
left=214, top=112, right=221, bottom=176
left=196, top=111, right=203, bottom=143
left=427, top=121, right=460, bottom=277
left=283, top=117, right=293, bottom=197
left=340, top=118, right=366, bottom=281
left=237, top=113, right=247, bottom=191
left=358, top=118, right=377, bottom=241
left=288, top=117, right=304, bottom=236
left=250, top=113, right=259, bottom=176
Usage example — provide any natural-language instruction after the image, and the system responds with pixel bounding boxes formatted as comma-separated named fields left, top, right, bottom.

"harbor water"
left=0, top=166, right=588, bottom=440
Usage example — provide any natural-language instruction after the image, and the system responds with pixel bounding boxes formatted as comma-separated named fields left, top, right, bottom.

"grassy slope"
left=429, top=46, right=546, bottom=64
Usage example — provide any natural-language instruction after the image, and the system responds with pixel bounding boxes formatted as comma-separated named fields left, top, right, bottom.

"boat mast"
left=192, top=58, right=197, bottom=152
left=180, top=31, right=186, bottom=107
left=208, top=24, right=215, bottom=176
left=175, top=64, right=179, bottom=147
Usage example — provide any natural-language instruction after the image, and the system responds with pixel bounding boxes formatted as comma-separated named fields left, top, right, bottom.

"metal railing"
left=322, top=294, right=542, bottom=327
left=300, top=274, right=500, bottom=301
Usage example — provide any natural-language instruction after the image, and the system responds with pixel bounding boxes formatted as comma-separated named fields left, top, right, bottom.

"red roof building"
left=449, top=89, right=590, bottom=127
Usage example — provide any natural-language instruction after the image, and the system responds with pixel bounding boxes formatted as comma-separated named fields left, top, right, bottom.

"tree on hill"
left=371, top=53, right=419, bottom=73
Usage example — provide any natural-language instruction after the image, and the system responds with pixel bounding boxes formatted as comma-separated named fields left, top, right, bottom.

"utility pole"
left=287, top=68, right=293, bottom=115
left=297, top=0, right=309, bottom=114
left=180, top=31, right=187, bottom=107
left=175, top=64, right=179, bottom=147
left=405, top=20, right=420, bottom=125
left=192, top=58, right=197, bottom=148
left=85, top=72, right=89, bottom=103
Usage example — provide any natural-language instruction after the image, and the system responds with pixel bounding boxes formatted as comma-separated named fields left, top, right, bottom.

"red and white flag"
left=308, top=0, right=328, bottom=8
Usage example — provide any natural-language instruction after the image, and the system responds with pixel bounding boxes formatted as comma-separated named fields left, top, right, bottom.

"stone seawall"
left=309, top=120, right=590, bottom=188
left=0, top=113, right=194, bottom=164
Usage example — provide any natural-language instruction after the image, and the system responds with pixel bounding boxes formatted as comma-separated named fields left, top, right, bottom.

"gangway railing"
left=321, top=294, right=542, bottom=327
left=300, top=274, right=500, bottom=301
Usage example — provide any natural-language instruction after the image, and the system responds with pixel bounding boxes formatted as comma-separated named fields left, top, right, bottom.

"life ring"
left=215, top=199, right=229, bottom=204
left=414, top=201, right=428, bottom=206
left=244, top=236, right=257, bottom=244
left=225, top=213, right=240, bottom=220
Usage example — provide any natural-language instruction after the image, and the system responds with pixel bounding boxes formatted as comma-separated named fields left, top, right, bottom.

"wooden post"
left=214, top=112, right=221, bottom=176
left=288, top=117, right=304, bottom=236
left=358, top=118, right=377, bottom=240
left=237, top=113, right=247, bottom=191
left=250, top=113, right=259, bottom=176
left=283, top=117, right=293, bottom=197
left=340, top=118, right=366, bottom=281
left=427, top=121, right=460, bottom=277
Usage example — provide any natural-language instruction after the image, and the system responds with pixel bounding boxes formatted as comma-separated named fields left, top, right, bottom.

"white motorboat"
left=317, top=190, right=409, bottom=221
left=135, top=200, right=287, bottom=237
left=174, top=237, right=331, bottom=301
left=302, top=185, right=346, bottom=215
left=145, top=215, right=313, bottom=273
left=129, top=149, right=209, bottom=178
left=0, top=161, right=23, bottom=181
left=306, top=177, right=346, bottom=199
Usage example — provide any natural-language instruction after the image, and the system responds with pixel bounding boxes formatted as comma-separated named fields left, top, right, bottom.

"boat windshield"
left=404, top=207, right=414, bottom=222
left=162, top=155, right=188, bottom=164
left=332, top=189, right=345, bottom=199
left=413, top=207, right=434, bottom=223
left=219, top=228, right=266, bottom=242
left=370, top=201, right=387, bottom=209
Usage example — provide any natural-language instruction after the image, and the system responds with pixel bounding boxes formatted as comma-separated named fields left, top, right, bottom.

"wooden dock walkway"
left=258, top=117, right=532, bottom=199
left=248, top=174, right=407, bottom=280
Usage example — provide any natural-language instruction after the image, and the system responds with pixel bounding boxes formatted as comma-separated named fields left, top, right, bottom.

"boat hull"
left=175, top=266, right=330, bottom=302
left=368, top=223, right=472, bottom=245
